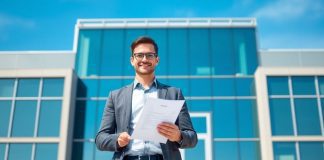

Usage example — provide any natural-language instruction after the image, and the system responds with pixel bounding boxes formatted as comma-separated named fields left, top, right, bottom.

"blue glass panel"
left=168, top=29, right=189, bottom=75
left=210, top=28, right=235, bottom=75
left=273, top=142, right=297, bottom=160
left=190, top=79, right=211, bottom=96
left=294, top=98, right=321, bottom=135
left=35, top=143, right=58, bottom=160
left=12, top=100, right=37, bottom=137
left=0, top=101, right=11, bottom=137
left=240, top=141, right=260, bottom=160
left=96, top=101, right=106, bottom=132
left=214, top=100, right=238, bottom=138
left=8, top=143, right=32, bottom=160
left=73, top=100, right=97, bottom=139
left=185, top=139, right=205, bottom=160
left=123, top=29, right=146, bottom=76
left=267, top=77, right=289, bottom=95
left=321, top=98, right=324, bottom=123
left=147, top=29, right=168, bottom=75
left=213, top=78, right=235, bottom=96
left=75, top=29, right=102, bottom=77
left=269, top=99, right=294, bottom=135
left=233, top=28, right=258, bottom=75
left=237, top=100, right=258, bottom=138
left=0, top=144, right=5, bottom=160
left=214, top=141, right=239, bottom=160
left=189, top=29, right=211, bottom=75
left=299, top=142, right=324, bottom=160
left=0, top=79, right=15, bottom=97
left=77, top=79, right=99, bottom=98
left=292, top=76, right=316, bottom=95
left=166, top=79, right=189, bottom=97
left=101, top=29, right=124, bottom=76
left=191, top=117, right=207, bottom=133
left=188, top=100, right=212, bottom=112
left=72, top=142, right=94, bottom=160
left=42, top=78, right=64, bottom=97
left=16, top=79, right=39, bottom=97
left=236, top=78, right=255, bottom=96
left=95, top=147, right=114, bottom=160
left=319, top=76, right=324, bottom=95
left=38, top=101, right=62, bottom=137
left=99, top=79, right=123, bottom=97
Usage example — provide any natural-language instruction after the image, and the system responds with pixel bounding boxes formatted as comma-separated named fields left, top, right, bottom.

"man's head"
left=130, top=36, right=159, bottom=76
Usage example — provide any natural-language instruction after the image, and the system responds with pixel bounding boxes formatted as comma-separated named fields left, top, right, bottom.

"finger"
left=159, top=123, right=178, bottom=130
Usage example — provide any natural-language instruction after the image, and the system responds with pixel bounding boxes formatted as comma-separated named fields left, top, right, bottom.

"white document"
left=131, top=98, right=185, bottom=143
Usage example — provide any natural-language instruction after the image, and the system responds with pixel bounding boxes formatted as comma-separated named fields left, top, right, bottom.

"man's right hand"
left=117, top=132, right=131, bottom=147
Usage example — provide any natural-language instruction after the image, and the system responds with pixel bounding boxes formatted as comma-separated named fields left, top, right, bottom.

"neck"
left=135, top=73, right=155, bottom=88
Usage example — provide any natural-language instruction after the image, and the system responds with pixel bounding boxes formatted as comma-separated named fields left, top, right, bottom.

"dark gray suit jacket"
left=95, top=81, right=197, bottom=160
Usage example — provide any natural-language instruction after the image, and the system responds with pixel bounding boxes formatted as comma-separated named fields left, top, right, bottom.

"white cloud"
left=252, top=0, right=324, bottom=20
left=0, top=13, right=35, bottom=29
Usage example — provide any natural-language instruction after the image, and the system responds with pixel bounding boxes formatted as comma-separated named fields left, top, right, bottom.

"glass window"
left=240, top=141, right=260, bottom=160
left=188, top=100, right=212, bottom=112
left=294, top=98, right=321, bottom=135
left=191, top=117, right=207, bottom=133
left=100, top=29, right=125, bottom=76
left=72, top=142, right=94, bottom=160
left=267, top=77, right=289, bottom=95
left=76, top=29, right=102, bottom=77
left=214, top=100, right=237, bottom=138
left=11, top=100, right=37, bottom=137
left=269, top=99, right=294, bottom=135
left=42, top=78, right=64, bottom=97
left=0, top=101, right=11, bottom=137
left=0, top=79, right=15, bottom=97
left=96, top=100, right=106, bottom=133
left=167, top=79, right=189, bottom=97
left=273, top=142, right=297, bottom=160
left=8, top=143, right=32, bottom=160
left=299, top=142, right=324, bottom=160
left=210, top=28, right=235, bottom=75
left=235, top=78, right=255, bottom=96
left=319, top=76, right=324, bottom=95
left=77, top=79, right=99, bottom=98
left=321, top=98, right=324, bottom=123
left=73, top=100, right=97, bottom=139
left=237, top=100, right=258, bottom=138
left=189, top=29, right=211, bottom=75
left=292, top=76, right=315, bottom=95
left=213, top=78, right=235, bottom=96
left=168, top=29, right=189, bottom=75
left=214, top=141, right=239, bottom=160
left=147, top=29, right=168, bottom=75
left=0, top=143, right=5, bottom=160
left=95, top=148, right=114, bottom=160
left=99, top=79, right=123, bottom=97
left=185, top=139, right=205, bottom=160
left=38, top=101, right=62, bottom=137
left=232, top=28, right=258, bottom=75
left=16, top=79, right=39, bottom=97
left=35, top=143, right=58, bottom=160
left=190, top=79, right=211, bottom=96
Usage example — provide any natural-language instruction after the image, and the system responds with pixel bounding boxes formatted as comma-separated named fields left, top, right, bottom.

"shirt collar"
left=133, top=77, right=157, bottom=89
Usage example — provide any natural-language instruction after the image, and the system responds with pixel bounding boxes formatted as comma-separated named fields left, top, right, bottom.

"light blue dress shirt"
left=124, top=78, right=163, bottom=156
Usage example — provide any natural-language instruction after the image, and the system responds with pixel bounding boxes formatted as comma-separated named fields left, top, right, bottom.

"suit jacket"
left=95, top=81, right=197, bottom=160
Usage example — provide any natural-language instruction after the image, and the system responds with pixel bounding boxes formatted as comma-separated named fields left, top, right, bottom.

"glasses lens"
left=134, top=53, right=156, bottom=60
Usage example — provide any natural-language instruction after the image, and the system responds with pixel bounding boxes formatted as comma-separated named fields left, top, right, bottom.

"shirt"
left=124, top=78, right=163, bottom=156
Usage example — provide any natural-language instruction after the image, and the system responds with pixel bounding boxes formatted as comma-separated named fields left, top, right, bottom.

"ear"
left=156, top=56, right=160, bottom=64
left=130, top=56, right=135, bottom=66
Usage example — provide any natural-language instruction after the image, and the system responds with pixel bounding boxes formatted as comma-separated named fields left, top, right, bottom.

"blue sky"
left=0, top=0, right=323, bottom=51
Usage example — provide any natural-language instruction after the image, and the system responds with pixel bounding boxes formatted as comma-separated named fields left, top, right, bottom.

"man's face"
left=131, top=43, right=159, bottom=76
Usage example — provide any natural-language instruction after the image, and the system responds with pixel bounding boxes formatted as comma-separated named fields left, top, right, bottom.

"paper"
left=131, top=98, right=185, bottom=143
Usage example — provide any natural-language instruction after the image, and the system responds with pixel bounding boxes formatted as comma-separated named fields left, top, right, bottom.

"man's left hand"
left=157, top=122, right=182, bottom=142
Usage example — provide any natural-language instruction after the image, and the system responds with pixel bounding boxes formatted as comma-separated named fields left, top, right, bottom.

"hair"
left=131, top=36, right=158, bottom=56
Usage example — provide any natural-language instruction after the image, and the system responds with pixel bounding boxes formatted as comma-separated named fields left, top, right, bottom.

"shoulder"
left=109, top=83, right=133, bottom=97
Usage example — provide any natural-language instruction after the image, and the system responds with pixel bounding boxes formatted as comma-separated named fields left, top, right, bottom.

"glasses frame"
left=132, top=52, right=157, bottom=61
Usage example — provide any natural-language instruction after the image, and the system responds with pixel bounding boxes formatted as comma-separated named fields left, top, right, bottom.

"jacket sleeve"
left=95, top=91, right=122, bottom=151
left=176, top=89, right=198, bottom=148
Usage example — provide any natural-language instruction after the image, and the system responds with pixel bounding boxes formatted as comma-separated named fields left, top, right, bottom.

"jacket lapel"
left=157, top=81, right=168, bottom=99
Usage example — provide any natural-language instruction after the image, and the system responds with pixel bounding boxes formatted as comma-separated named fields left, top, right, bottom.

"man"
left=95, top=36, right=197, bottom=160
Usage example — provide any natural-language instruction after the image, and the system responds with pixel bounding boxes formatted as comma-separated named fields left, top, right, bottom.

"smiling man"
left=95, top=36, right=197, bottom=160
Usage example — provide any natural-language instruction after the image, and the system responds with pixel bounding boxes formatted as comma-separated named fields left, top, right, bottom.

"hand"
left=117, top=132, right=131, bottom=147
left=157, top=122, right=182, bottom=142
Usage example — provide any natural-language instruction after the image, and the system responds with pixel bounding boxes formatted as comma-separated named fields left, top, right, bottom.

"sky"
left=0, top=0, right=323, bottom=51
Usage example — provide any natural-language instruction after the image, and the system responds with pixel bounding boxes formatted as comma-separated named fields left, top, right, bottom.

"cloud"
left=252, top=0, right=324, bottom=20
left=0, top=13, right=36, bottom=29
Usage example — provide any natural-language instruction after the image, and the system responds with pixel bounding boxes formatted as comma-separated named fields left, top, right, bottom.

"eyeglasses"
left=133, top=52, right=157, bottom=60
